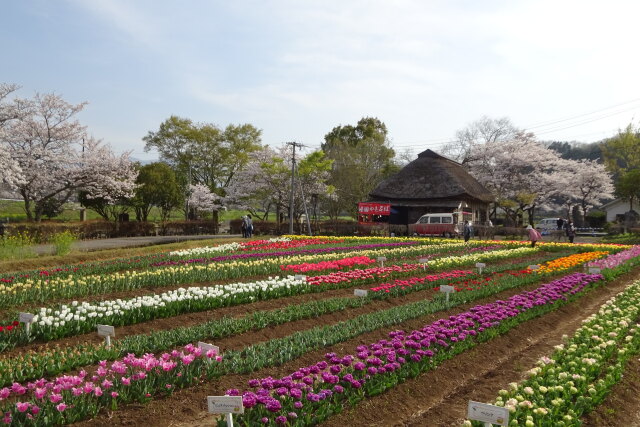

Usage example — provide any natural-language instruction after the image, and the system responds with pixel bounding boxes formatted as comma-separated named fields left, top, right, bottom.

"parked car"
left=414, top=213, right=462, bottom=237
left=535, top=218, right=561, bottom=233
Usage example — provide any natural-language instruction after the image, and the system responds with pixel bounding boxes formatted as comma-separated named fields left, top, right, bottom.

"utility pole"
left=287, top=141, right=304, bottom=234
left=79, top=138, right=87, bottom=222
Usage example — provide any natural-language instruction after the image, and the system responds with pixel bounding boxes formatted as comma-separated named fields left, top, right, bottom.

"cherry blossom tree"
left=443, top=116, right=531, bottom=164
left=565, top=159, right=614, bottom=224
left=77, top=138, right=138, bottom=221
left=224, top=146, right=286, bottom=219
left=188, top=184, right=223, bottom=217
left=466, top=135, right=567, bottom=225
left=225, top=145, right=333, bottom=223
left=0, top=145, right=23, bottom=188
left=0, top=84, right=28, bottom=188
left=1, top=85, right=137, bottom=221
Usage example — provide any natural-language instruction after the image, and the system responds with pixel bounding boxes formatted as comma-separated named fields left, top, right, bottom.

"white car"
left=535, top=217, right=561, bottom=232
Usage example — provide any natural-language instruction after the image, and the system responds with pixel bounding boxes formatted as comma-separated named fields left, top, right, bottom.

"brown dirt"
left=72, top=268, right=640, bottom=427
left=582, top=351, right=640, bottom=426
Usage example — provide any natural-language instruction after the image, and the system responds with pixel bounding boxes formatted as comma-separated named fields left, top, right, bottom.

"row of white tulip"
left=168, top=237, right=291, bottom=257
left=13, top=244, right=535, bottom=344
left=468, top=280, right=640, bottom=426
left=0, top=242, right=470, bottom=307
left=26, top=276, right=307, bottom=340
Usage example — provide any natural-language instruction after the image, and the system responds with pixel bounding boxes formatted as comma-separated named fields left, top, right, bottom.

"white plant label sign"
left=528, top=265, right=540, bottom=270
left=467, top=401, right=509, bottom=426
left=476, top=262, right=486, bottom=274
left=294, top=275, right=307, bottom=281
left=19, top=312, right=34, bottom=323
left=19, top=312, right=35, bottom=336
left=588, top=266, right=601, bottom=274
left=207, top=396, right=244, bottom=414
left=198, top=341, right=220, bottom=356
left=354, top=289, right=368, bottom=297
left=97, top=325, right=115, bottom=337
left=440, top=285, right=455, bottom=303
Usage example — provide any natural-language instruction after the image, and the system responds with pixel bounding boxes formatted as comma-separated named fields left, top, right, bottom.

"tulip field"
left=0, top=236, right=639, bottom=426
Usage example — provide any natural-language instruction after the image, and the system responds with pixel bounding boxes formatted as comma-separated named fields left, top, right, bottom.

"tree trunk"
left=212, top=210, right=219, bottom=234
left=34, top=203, right=43, bottom=222
left=21, top=191, right=34, bottom=222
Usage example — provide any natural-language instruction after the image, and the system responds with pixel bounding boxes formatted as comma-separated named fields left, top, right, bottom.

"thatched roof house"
left=368, top=149, right=494, bottom=225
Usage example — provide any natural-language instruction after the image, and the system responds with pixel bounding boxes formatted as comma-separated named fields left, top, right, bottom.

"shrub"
left=49, top=231, right=77, bottom=256
left=0, top=232, right=36, bottom=260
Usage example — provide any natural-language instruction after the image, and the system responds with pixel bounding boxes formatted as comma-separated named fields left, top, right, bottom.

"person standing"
left=463, top=220, right=471, bottom=243
left=246, top=214, right=254, bottom=238
left=241, top=216, right=247, bottom=238
left=526, top=225, right=542, bottom=248
left=565, top=220, right=576, bottom=243
left=556, top=218, right=564, bottom=230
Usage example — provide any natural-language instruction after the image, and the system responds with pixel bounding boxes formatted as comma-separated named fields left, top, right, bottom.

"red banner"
left=358, top=202, right=391, bottom=215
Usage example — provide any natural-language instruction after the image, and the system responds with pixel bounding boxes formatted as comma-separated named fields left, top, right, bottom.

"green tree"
left=143, top=116, right=262, bottom=222
left=78, top=191, right=130, bottom=222
left=615, top=169, right=640, bottom=211
left=321, top=117, right=396, bottom=218
left=130, top=162, right=183, bottom=222
left=601, top=123, right=640, bottom=178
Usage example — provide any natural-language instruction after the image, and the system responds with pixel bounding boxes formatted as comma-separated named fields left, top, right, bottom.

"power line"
left=522, top=97, right=640, bottom=130
left=276, top=97, right=640, bottom=156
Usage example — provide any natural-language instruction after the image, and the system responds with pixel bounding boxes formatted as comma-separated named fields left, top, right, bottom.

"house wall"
left=605, top=200, right=630, bottom=222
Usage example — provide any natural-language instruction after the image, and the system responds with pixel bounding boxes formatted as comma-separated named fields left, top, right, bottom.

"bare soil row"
left=72, top=266, right=637, bottom=427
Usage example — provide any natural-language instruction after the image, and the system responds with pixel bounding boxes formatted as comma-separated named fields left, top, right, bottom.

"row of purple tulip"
left=227, top=272, right=603, bottom=425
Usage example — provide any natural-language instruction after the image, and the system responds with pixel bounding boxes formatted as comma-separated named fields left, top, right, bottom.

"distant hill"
left=131, top=158, right=159, bottom=166
left=543, top=141, right=602, bottom=161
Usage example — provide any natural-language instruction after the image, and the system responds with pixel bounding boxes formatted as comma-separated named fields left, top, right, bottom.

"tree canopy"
left=615, top=169, right=640, bottom=211
left=130, top=162, right=183, bottom=222
left=321, top=117, right=396, bottom=217
left=601, top=123, right=640, bottom=179
left=143, top=116, right=262, bottom=193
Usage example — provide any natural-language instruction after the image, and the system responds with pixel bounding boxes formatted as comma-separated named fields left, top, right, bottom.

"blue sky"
left=3, top=0, right=640, bottom=160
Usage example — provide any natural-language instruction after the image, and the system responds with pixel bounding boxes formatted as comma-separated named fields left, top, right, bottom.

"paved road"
left=33, top=234, right=242, bottom=255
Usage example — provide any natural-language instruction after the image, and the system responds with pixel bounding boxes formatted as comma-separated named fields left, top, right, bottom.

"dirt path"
left=72, top=269, right=640, bottom=427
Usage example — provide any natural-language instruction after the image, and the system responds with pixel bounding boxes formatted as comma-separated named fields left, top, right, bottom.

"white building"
left=601, top=199, right=632, bottom=222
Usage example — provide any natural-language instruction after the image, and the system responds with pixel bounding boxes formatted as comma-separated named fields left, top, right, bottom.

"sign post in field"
left=467, top=401, right=509, bottom=426
left=207, top=396, right=244, bottom=427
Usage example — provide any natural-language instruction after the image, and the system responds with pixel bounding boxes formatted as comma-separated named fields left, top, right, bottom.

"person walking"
left=565, top=220, right=576, bottom=243
left=463, top=220, right=471, bottom=243
left=526, top=224, right=542, bottom=248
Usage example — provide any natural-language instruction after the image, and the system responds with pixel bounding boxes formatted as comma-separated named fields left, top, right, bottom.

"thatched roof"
left=369, top=149, right=494, bottom=203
